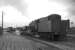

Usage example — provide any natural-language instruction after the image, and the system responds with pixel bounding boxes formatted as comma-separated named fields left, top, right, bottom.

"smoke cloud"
left=0, top=0, right=27, bottom=15
left=0, top=0, right=75, bottom=27
left=1, top=0, right=75, bottom=19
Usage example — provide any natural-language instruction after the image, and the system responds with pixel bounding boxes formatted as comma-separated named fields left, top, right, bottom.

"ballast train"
left=29, top=14, right=70, bottom=41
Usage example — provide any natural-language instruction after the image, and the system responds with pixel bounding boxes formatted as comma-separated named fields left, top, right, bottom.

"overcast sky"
left=0, top=0, right=75, bottom=27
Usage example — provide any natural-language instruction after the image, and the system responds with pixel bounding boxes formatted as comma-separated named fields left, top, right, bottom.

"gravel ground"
left=2, top=32, right=74, bottom=50
left=0, top=33, right=39, bottom=50
left=0, top=32, right=63, bottom=50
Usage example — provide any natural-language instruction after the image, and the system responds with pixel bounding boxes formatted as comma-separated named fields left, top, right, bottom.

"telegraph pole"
left=2, top=11, right=3, bottom=34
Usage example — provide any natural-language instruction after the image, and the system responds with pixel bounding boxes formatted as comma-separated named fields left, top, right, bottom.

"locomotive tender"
left=29, top=14, right=70, bottom=41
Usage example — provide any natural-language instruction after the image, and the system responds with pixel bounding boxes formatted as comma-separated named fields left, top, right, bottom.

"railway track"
left=31, top=37, right=75, bottom=50
left=23, top=34, right=75, bottom=50
left=15, top=31, right=75, bottom=50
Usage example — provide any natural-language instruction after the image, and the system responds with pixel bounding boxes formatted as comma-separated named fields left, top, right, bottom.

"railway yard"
left=0, top=14, right=74, bottom=50
left=0, top=31, right=75, bottom=50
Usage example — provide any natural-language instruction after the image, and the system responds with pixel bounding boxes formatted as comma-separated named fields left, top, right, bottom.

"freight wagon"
left=7, top=27, right=15, bottom=32
left=29, top=14, right=70, bottom=41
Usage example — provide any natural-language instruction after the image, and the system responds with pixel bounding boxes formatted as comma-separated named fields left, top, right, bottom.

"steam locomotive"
left=28, top=14, right=70, bottom=41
